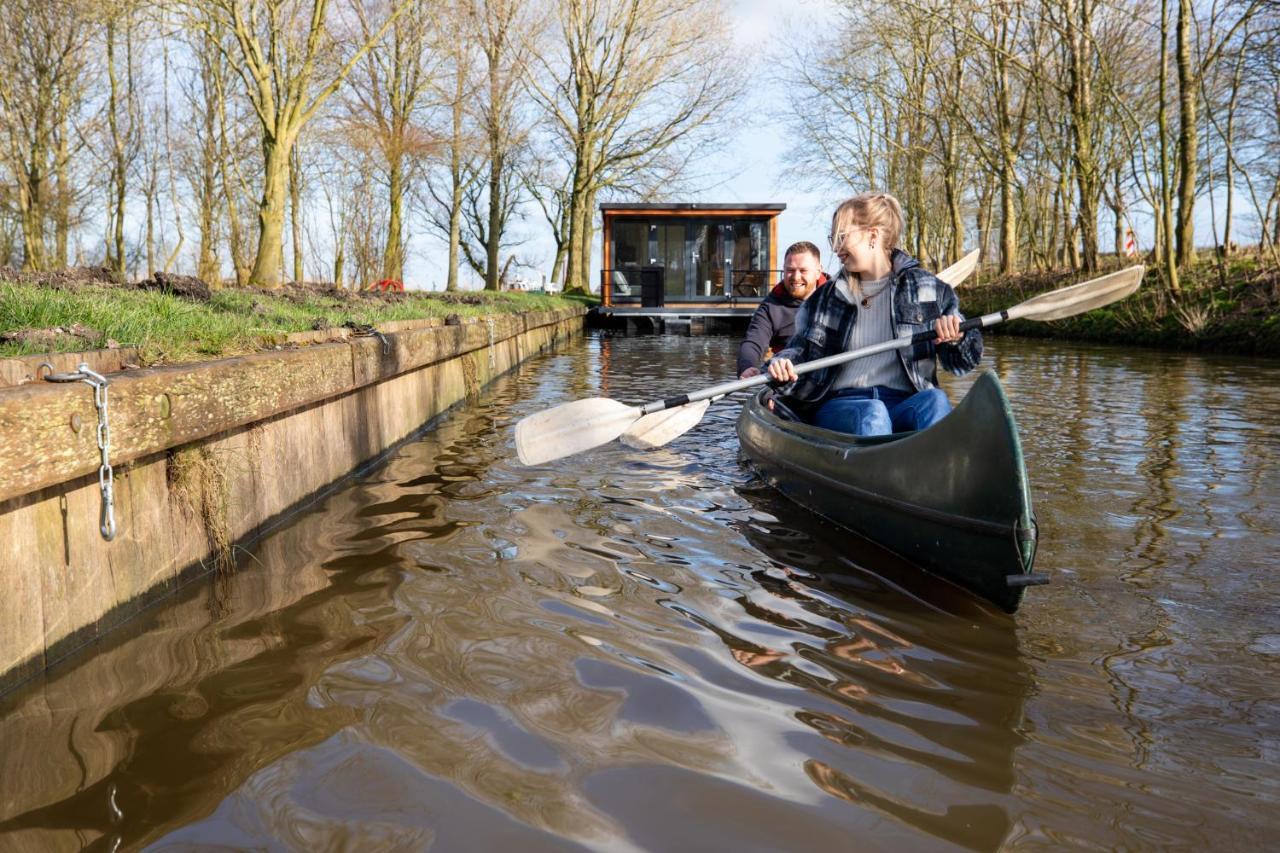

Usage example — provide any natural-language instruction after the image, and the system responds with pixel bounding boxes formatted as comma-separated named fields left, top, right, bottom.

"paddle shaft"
left=639, top=312, right=1007, bottom=415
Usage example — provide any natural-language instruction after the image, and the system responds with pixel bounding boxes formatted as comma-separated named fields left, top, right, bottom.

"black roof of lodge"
left=599, top=202, right=786, bottom=212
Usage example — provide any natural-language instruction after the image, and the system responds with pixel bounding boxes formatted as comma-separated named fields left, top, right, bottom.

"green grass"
left=960, top=251, right=1280, bottom=356
left=0, top=282, right=593, bottom=363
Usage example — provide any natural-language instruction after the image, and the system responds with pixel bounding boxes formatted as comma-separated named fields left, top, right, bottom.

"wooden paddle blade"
left=1010, top=266, right=1145, bottom=322
left=936, top=248, right=980, bottom=288
left=514, top=398, right=640, bottom=465
left=619, top=399, right=712, bottom=450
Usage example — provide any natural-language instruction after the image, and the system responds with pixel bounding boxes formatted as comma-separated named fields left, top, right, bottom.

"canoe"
left=736, top=371, right=1041, bottom=612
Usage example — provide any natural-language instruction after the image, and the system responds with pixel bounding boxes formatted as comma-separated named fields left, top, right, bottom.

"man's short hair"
left=784, top=241, right=822, bottom=263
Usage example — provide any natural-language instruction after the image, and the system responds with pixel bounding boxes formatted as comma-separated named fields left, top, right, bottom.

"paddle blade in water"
left=620, top=399, right=712, bottom=450
left=937, top=248, right=980, bottom=288
left=1010, top=266, right=1144, bottom=322
left=515, top=398, right=639, bottom=465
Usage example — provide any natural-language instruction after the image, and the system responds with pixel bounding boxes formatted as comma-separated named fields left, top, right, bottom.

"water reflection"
left=1, top=333, right=1278, bottom=851
left=730, top=487, right=1028, bottom=849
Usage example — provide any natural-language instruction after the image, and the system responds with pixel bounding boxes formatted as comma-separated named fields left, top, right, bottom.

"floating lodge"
left=597, top=202, right=785, bottom=333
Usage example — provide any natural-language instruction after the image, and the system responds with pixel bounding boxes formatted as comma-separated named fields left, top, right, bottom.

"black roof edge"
left=599, top=202, right=786, bottom=212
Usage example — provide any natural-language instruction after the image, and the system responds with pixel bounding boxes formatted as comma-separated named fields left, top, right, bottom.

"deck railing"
left=600, top=268, right=781, bottom=305
left=724, top=269, right=781, bottom=299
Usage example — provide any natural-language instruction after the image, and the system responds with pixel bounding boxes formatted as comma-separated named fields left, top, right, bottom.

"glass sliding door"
left=657, top=223, right=685, bottom=299
left=691, top=222, right=726, bottom=297
left=610, top=220, right=647, bottom=298
left=727, top=218, right=771, bottom=297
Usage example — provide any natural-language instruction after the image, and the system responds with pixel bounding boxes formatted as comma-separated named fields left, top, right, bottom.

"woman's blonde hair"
left=831, top=192, right=904, bottom=255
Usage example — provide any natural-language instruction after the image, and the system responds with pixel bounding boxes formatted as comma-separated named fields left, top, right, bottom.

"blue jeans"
left=810, top=386, right=952, bottom=436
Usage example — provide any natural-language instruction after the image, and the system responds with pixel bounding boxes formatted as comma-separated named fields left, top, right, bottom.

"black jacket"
left=735, top=275, right=829, bottom=375
left=772, top=250, right=982, bottom=407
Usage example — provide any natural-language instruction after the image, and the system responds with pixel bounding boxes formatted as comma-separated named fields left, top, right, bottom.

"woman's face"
left=830, top=224, right=879, bottom=274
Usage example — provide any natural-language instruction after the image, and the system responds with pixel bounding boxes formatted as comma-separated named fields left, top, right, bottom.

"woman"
left=766, top=192, right=981, bottom=435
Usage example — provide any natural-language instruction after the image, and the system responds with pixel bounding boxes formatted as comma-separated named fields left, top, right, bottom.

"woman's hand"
left=768, top=358, right=798, bottom=384
left=934, top=315, right=963, bottom=345
left=739, top=366, right=760, bottom=380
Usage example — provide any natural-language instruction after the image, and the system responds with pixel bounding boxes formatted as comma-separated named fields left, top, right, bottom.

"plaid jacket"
left=770, top=249, right=982, bottom=407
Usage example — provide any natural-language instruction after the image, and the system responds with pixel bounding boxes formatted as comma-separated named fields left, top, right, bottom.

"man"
left=736, top=241, right=828, bottom=378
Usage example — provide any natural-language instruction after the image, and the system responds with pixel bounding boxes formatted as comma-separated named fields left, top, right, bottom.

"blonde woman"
left=766, top=192, right=981, bottom=435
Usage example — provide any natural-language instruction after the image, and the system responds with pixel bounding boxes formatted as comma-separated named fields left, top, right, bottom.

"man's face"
left=781, top=251, right=822, bottom=299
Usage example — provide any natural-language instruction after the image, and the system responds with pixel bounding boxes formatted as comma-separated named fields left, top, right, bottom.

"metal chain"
left=41, top=362, right=117, bottom=541
left=343, top=320, right=391, bottom=354
left=486, top=317, right=496, bottom=370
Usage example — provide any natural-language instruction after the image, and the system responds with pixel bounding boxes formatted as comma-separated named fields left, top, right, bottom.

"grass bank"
left=0, top=272, right=594, bottom=364
left=961, top=252, right=1280, bottom=356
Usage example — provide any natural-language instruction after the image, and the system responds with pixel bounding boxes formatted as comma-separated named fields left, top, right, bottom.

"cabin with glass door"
left=599, top=203, right=785, bottom=317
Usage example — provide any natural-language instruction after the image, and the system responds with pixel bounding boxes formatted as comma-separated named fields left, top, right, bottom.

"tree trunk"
left=975, top=175, right=993, bottom=267
left=145, top=161, right=157, bottom=275
left=106, top=19, right=126, bottom=279
left=291, top=144, right=304, bottom=284
left=484, top=39, right=502, bottom=293
left=944, top=146, right=963, bottom=261
left=196, top=97, right=220, bottom=284
left=19, top=179, right=45, bottom=272
left=999, top=157, right=1017, bottom=275
left=383, top=158, right=405, bottom=282
left=486, top=148, right=502, bottom=291
left=1111, top=177, right=1125, bottom=260
left=550, top=188, right=571, bottom=287
left=446, top=164, right=463, bottom=291
left=1159, top=0, right=1181, bottom=295
left=215, top=76, right=248, bottom=286
left=445, top=61, right=464, bottom=292
left=578, top=188, right=596, bottom=293
left=1174, top=0, right=1196, bottom=268
left=54, top=109, right=69, bottom=268
left=1221, top=46, right=1245, bottom=255
left=249, top=135, right=291, bottom=287
left=1066, top=0, right=1100, bottom=272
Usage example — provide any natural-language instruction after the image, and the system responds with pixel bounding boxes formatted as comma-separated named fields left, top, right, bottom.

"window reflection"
left=608, top=216, right=772, bottom=301
left=612, top=221, right=647, bottom=297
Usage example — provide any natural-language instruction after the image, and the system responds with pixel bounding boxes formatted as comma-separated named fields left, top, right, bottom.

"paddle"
left=514, top=265, right=1145, bottom=465
left=620, top=249, right=982, bottom=448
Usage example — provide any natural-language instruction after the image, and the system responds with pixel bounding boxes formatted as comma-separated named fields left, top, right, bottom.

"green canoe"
left=736, top=371, right=1042, bottom=612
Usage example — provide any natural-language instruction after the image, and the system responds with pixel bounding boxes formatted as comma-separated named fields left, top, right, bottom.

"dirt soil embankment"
left=0, top=268, right=592, bottom=365
left=960, top=255, right=1280, bottom=356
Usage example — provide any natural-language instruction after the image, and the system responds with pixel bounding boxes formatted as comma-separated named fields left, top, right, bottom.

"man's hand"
left=934, top=314, right=962, bottom=345
left=739, top=366, right=760, bottom=379
left=767, top=358, right=798, bottom=384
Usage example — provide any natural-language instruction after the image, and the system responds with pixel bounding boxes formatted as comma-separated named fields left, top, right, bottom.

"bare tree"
left=529, top=0, right=741, bottom=292
left=342, top=0, right=440, bottom=283
left=0, top=0, right=92, bottom=271
left=428, top=0, right=481, bottom=292
left=185, top=0, right=411, bottom=286
left=1173, top=0, right=1265, bottom=268
left=467, top=0, right=538, bottom=291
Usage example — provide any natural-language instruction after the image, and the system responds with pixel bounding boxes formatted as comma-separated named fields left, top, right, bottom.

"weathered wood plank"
left=0, top=308, right=579, bottom=504
left=0, top=344, right=356, bottom=504
left=0, top=347, right=143, bottom=389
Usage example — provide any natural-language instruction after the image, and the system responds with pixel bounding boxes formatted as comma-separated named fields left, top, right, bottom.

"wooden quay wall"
left=0, top=306, right=584, bottom=694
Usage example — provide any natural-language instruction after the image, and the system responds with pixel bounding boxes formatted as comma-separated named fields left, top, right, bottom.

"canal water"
left=1, top=333, right=1277, bottom=851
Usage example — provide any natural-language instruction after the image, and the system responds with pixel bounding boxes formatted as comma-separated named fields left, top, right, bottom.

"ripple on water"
left=1, top=334, right=1278, bottom=850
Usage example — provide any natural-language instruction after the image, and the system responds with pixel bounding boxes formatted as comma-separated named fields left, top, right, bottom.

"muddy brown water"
left=1, top=333, right=1277, bottom=851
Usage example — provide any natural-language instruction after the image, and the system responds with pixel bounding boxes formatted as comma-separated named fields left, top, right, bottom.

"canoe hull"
left=736, top=371, right=1038, bottom=612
